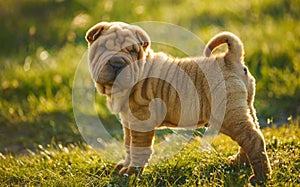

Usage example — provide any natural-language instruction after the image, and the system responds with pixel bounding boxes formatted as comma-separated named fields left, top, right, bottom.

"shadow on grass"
left=0, top=110, right=82, bottom=155
left=105, top=157, right=252, bottom=186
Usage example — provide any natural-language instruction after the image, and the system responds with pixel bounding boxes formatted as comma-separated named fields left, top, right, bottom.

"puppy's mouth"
left=96, top=82, right=125, bottom=96
left=96, top=83, right=113, bottom=95
left=94, top=55, right=134, bottom=96
left=96, top=55, right=129, bottom=84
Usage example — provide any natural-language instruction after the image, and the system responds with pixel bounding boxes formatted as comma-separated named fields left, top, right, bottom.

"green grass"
left=1, top=123, right=299, bottom=186
left=0, top=45, right=84, bottom=152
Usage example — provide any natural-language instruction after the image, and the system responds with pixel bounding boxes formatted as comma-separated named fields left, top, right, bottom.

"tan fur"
left=85, top=22, right=271, bottom=185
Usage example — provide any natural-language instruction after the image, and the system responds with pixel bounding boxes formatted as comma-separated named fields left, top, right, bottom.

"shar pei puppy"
left=85, top=22, right=271, bottom=185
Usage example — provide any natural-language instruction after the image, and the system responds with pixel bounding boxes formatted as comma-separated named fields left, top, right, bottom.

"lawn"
left=0, top=124, right=299, bottom=186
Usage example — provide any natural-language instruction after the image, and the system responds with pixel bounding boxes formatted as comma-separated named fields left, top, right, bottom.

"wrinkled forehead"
left=96, top=22, right=141, bottom=51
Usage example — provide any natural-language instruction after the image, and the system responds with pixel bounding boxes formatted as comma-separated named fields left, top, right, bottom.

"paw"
left=249, top=175, right=267, bottom=186
left=114, top=159, right=131, bottom=173
left=119, top=166, right=144, bottom=176
left=114, top=163, right=125, bottom=172
left=228, top=154, right=250, bottom=167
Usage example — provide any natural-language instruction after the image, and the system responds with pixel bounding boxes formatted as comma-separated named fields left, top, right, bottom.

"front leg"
left=119, top=129, right=155, bottom=175
left=115, top=126, right=131, bottom=171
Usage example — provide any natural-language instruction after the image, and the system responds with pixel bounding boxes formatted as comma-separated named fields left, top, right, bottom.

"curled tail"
left=204, top=32, right=244, bottom=63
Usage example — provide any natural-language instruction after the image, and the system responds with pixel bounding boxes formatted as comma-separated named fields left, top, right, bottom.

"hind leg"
left=221, top=120, right=271, bottom=185
left=228, top=107, right=262, bottom=168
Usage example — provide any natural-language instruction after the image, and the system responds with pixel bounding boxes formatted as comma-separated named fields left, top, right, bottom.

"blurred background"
left=0, top=0, right=299, bottom=154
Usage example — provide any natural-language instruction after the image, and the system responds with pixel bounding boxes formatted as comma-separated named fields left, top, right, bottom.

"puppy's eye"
left=129, top=49, right=138, bottom=56
left=243, top=67, right=248, bottom=75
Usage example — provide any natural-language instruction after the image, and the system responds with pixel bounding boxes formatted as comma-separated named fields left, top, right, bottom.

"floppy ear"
left=134, top=27, right=151, bottom=51
left=85, top=22, right=107, bottom=44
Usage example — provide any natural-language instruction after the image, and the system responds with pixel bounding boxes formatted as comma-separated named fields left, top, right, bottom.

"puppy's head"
left=85, top=22, right=151, bottom=95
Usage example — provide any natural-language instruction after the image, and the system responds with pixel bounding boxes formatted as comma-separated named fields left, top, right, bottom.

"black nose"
left=109, top=56, right=126, bottom=70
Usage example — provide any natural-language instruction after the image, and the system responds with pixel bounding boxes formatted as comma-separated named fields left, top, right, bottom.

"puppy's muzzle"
left=97, top=56, right=128, bottom=85
left=109, top=56, right=127, bottom=72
